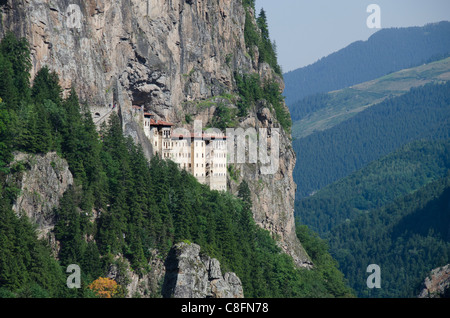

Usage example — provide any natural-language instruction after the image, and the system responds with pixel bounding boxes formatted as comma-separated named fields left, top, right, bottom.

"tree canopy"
left=0, top=32, right=351, bottom=298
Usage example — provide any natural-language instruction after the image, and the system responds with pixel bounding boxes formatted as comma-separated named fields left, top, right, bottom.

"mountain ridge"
left=290, top=56, right=450, bottom=139
left=283, top=21, right=450, bottom=106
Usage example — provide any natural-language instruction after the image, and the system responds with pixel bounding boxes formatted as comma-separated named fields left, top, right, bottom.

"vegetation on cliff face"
left=242, top=0, right=281, bottom=75
left=234, top=71, right=291, bottom=132
left=232, top=0, right=290, bottom=133
left=0, top=33, right=352, bottom=298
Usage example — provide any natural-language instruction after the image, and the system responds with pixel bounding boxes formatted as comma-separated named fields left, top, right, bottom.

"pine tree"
left=17, top=103, right=53, bottom=153
left=0, top=32, right=32, bottom=105
left=54, top=186, right=86, bottom=267
left=238, top=180, right=252, bottom=210
left=31, top=66, right=62, bottom=106
left=0, top=52, right=19, bottom=109
left=0, top=99, right=17, bottom=170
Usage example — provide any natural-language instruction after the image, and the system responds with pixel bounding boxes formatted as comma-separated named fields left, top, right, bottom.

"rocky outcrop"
left=1, top=0, right=311, bottom=267
left=418, top=264, right=450, bottom=298
left=162, top=242, right=244, bottom=298
left=7, top=152, right=74, bottom=240
left=105, top=249, right=166, bottom=298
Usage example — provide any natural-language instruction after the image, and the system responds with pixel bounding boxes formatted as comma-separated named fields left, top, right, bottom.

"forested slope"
left=293, top=81, right=450, bottom=199
left=329, top=173, right=450, bottom=298
left=295, top=139, right=450, bottom=235
left=0, top=33, right=353, bottom=298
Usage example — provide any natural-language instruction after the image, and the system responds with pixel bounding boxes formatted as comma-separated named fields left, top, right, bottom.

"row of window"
left=173, top=152, right=191, bottom=158
left=176, top=162, right=226, bottom=172
left=155, top=140, right=227, bottom=151
left=170, top=152, right=226, bottom=160
left=194, top=172, right=225, bottom=177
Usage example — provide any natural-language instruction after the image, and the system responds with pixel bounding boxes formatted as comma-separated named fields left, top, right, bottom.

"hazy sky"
left=255, top=0, right=450, bottom=73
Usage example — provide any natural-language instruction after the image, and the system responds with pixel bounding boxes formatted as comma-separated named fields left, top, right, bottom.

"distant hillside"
left=283, top=21, right=450, bottom=106
left=291, top=57, right=450, bottom=139
left=329, top=172, right=450, bottom=298
left=295, top=139, right=450, bottom=235
left=293, top=81, right=450, bottom=199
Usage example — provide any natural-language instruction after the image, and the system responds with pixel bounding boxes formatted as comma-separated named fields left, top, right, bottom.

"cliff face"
left=105, top=243, right=243, bottom=298
left=7, top=152, right=74, bottom=238
left=418, top=264, right=450, bottom=298
left=162, top=242, right=244, bottom=298
left=1, top=0, right=310, bottom=267
left=6, top=152, right=74, bottom=259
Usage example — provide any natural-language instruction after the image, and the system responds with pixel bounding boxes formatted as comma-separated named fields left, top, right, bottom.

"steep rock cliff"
left=6, top=152, right=74, bottom=256
left=7, top=152, right=73, bottom=234
left=162, top=242, right=244, bottom=298
left=1, top=0, right=311, bottom=267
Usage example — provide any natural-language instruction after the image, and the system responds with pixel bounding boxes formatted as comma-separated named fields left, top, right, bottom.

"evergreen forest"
left=0, top=33, right=353, bottom=298
left=293, top=82, right=450, bottom=199
left=328, top=173, right=450, bottom=298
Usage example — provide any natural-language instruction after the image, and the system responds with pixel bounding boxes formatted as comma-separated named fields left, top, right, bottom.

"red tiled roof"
left=149, top=119, right=174, bottom=126
left=157, top=120, right=175, bottom=126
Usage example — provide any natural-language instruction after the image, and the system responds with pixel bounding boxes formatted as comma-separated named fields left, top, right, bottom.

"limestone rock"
left=8, top=152, right=74, bottom=240
left=162, top=242, right=244, bottom=298
left=1, top=0, right=311, bottom=268
left=418, top=264, right=450, bottom=298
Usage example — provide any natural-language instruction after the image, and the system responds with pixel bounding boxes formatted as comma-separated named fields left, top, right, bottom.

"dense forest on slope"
left=293, top=81, right=450, bottom=199
left=283, top=21, right=450, bottom=106
left=295, top=139, right=450, bottom=235
left=0, top=33, right=353, bottom=298
left=328, top=173, right=450, bottom=298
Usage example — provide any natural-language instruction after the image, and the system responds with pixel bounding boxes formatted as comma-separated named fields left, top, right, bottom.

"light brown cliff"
left=1, top=0, right=311, bottom=268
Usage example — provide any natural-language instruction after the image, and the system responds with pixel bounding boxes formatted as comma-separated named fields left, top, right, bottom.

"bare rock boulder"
left=162, top=242, right=244, bottom=298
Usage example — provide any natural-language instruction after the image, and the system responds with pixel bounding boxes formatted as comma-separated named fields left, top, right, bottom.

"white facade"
left=143, top=113, right=227, bottom=191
